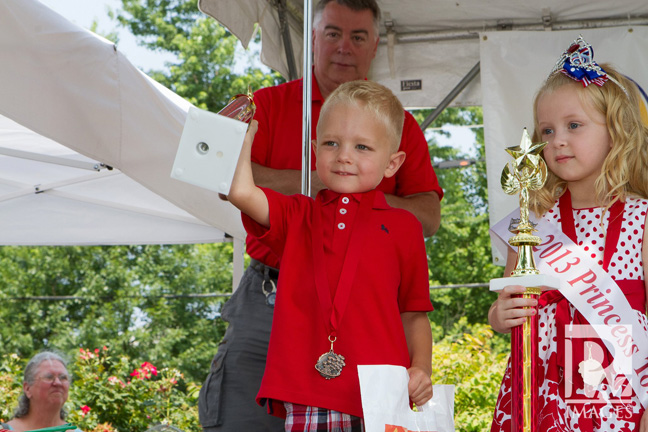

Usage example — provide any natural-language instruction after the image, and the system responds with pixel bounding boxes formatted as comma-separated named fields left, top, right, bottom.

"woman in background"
left=0, top=351, right=81, bottom=432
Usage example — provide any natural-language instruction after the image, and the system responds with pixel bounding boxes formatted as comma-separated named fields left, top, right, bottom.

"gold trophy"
left=217, top=88, right=255, bottom=123
left=490, top=129, right=558, bottom=432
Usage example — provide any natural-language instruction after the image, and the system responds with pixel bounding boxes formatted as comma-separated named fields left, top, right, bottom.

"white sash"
left=490, top=208, right=648, bottom=409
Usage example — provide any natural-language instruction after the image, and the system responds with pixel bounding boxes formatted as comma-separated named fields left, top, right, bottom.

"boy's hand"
left=489, top=284, right=537, bottom=333
left=407, top=366, right=433, bottom=406
left=244, top=119, right=259, bottom=147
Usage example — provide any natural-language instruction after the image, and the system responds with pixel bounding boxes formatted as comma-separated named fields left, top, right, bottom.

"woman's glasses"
left=38, top=373, right=70, bottom=384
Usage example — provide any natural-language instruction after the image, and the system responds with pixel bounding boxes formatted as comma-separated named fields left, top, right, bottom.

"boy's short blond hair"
left=318, top=80, right=405, bottom=152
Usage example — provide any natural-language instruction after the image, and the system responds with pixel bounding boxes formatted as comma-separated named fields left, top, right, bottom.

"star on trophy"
left=491, top=129, right=559, bottom=432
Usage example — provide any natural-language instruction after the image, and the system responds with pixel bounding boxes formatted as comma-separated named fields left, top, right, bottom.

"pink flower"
left=130, top=362, right=158, bottom=380
left=79, top=348, right=95, bottom=360
left=108, top=376, right=126, bottom=388
left=80, top=405, right=91, bottom=416
left=141, top=362, right=158, bottom=376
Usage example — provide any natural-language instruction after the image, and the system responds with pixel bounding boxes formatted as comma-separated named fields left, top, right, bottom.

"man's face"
left=312, top=2, right=379, bottom=98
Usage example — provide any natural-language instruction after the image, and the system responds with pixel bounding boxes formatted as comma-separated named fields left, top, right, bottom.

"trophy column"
left=490, top=129, right=558, bottom=432
left=507, top=231, right=543, bottom=432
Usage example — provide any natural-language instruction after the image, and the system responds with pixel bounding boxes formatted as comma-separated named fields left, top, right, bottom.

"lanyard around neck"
left=311, top=190, right=375, bottom=335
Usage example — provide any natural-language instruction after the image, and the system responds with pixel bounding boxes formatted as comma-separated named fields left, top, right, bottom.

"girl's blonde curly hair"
left=529, top=63, right=648, bottom=217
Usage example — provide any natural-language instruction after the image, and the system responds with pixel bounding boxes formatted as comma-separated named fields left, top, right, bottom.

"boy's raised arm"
left=227, top=120, right=270, bottom=227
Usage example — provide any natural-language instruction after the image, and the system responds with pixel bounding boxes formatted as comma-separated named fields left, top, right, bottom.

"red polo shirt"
left=248, top=76, right=443, bottom=268
left=243, top=188, right=433, bottom=418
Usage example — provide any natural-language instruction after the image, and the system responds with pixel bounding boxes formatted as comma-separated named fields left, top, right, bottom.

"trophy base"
left=490, top=274, right=560, bottom=292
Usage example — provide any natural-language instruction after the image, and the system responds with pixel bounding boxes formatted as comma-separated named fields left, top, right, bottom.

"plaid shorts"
left=284, top=402, right=365, bottom=431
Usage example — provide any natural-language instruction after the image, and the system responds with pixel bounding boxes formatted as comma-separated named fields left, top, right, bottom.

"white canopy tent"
left=199, top=0, right=648, bottom=262
left=0, top=115, right=228, bottom=246
left=198, top=0, right=648, bottom=108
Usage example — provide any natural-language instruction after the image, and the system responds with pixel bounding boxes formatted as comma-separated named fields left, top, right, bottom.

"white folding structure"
left=0, top=0, right=246, bottom=241
left=0, top=0, right=248, bottom=286
left=0, top=115, right=228, bottom=246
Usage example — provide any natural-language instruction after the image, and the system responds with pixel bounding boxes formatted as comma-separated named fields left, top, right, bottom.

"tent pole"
left=301, top=0, right=313, bottom=196
left=276, top=0, right=298, bottom=81
left=420, top=61, right=480, bottom=131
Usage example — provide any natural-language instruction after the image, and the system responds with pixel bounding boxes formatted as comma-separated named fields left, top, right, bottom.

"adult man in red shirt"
left=198, top=1, right=442, bottom=431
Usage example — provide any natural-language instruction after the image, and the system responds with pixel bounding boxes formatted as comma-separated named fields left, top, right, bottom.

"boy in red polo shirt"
left=227, top=80, right=433, bottom=431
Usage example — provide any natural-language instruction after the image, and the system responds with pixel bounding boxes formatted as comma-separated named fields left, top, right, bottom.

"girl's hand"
left=407, top=366, right=433, bottom=407
left=489, top=285, right=538, bottom=333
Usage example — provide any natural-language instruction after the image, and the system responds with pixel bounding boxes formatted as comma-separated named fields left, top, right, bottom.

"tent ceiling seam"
left=378, top=17, right=648, bottom=44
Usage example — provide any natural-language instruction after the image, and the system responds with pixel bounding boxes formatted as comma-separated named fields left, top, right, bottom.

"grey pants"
left=199, top=263, right=284, bottom=431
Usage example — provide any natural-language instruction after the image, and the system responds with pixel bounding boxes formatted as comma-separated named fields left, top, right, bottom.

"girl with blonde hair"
left=490, top=36, right=648, bottom=432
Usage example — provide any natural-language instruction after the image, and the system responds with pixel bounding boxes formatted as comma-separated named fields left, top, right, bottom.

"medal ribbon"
left=311, top=190, right=375, bottom=337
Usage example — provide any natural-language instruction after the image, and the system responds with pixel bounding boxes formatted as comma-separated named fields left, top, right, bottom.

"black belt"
left=249, top=258, right=280, bottom=280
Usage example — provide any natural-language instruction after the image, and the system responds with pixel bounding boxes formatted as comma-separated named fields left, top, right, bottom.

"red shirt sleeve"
left=394, top=111, right=443, bottom=199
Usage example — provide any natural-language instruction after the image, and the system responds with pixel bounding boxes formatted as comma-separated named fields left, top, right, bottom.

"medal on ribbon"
left=315, top=335, right=346, bottom=379
left=311, top=191, right=375, bottom=379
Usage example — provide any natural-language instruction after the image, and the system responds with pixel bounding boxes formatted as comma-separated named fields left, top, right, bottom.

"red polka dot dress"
left=491, top=197, right=648, bottom=432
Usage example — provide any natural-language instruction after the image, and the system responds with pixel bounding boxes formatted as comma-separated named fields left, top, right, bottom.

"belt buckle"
left=262, top=278, right=276, bottom=307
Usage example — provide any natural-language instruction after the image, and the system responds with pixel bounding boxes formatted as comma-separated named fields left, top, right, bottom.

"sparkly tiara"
left=549, top=35, right=628, bottom=97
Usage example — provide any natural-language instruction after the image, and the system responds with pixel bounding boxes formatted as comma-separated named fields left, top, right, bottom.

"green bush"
left=432, top=320, right=508, bottom=432
left=1, top=324, right=510, bottom=432
left=0, top=349, right=200, bottom=432
left=0, top=353, right=23, bottom=422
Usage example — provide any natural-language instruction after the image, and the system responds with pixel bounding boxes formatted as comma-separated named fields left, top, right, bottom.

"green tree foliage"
left=413, top=108, right=503, bottom=338
left=0, top=244, right=232, bottom=383
left=114, top=0, right=283, bottom=110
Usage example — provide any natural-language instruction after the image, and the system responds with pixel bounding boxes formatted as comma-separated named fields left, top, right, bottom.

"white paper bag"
left=358, top=365, right=455, bottom=432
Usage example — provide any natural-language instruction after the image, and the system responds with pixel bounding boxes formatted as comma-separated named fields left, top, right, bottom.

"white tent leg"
left=232, top=237, right=245, bottom=292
